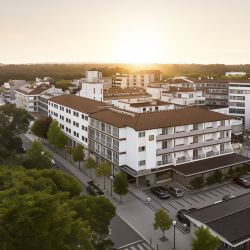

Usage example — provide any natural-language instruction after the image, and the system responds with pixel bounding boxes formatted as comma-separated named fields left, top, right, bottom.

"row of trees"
left=153, top=208, right=220, bottom=250
left=32, top=118, right=128, bottom=202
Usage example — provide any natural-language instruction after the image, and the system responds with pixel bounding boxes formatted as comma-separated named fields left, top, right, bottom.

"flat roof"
left=172, top=153, right=249, bottom=176
left=187, top=193, right=250, bottom=246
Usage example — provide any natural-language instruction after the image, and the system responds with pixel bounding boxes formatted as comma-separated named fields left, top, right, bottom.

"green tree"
left=85, top=157, right=97, bottom=178
left=0, top=165, right=116, bottom=250
left=192, top=226, right=220, bottom=250
left=113, top=173, right=128, bottom=203
left=31, top=116, right=52, bottom=139
left=67, top=146, right=73, bottom=162
left=153, top=209, right=172, bottom=241
left=72, top=144, right=85, bottom=169
left=0, top=104, right=33, bottom=162
left=96, top=161, right=112, bottom=190
left=47, top=120, right=60, bottom=148
left=54, top=130, right=68, bottom=155
left=24, top=141, right=52, bottom=169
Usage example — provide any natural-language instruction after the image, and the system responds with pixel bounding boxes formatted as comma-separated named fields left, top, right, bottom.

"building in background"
left=114, top=70, right=162, bottom=88
left=225, top=71, right=247, bottom=77
left=229, top=80, right=250, bottom=131
left=2, top=80, right=27, bottom=103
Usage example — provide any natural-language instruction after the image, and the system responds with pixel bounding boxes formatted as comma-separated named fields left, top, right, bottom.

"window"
left=193, top=124, right=198, bottom=130
left=82, top=114, right=85, bottom=119
left=162, top=128, right=168, bottom=135
left=143, top=108, right=146, bottom=112
left=82, top=136, right=85, bottom=141
left=149, top=135, right=154, bottom=141
left=138, top=131, right=145, bottom=137
left=139, top=146, right=145, bottom=152
left=138, top=160, right=146, bottom=166
left=73, top=121, right=79, bottom=127
left=221, top=120, right=225, bottom=126
left=73, top=111, right=79, bottom=117
left=85, top=116, right=88, bottom=121
left=82, top=125, right=85, bottom=130
left=162, top=140, right=168, bottom=148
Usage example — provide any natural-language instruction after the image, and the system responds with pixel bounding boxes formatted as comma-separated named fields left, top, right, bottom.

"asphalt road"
left=21, top=134, right=153, bottom=250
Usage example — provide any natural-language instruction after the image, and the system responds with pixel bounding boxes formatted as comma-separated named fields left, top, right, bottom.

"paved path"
left=23, top=133, right=193, bottom=250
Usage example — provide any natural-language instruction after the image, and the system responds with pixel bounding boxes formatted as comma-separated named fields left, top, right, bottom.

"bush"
left=190, top=177, right=204, bottom=189
left=206, top=170, right=223, bottom=185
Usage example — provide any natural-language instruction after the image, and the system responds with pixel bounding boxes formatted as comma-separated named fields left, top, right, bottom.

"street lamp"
left=173, top=220, right=176, bottom=249
left=110, top=175, right=114, bottom=196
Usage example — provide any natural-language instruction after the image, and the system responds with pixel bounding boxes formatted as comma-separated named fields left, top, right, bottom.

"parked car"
left=176, top=208, right=196, bottom=227
left=233, top=177, right=250, bottom=188
left=87, top=181, right=104, bottom=196
left=150, top=186, right=170, bottom=199
left=222, top=194, right=235, bottom=201
left=168, top=186, right=184, bottom=197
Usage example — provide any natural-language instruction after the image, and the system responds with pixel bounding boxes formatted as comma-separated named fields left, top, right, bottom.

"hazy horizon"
left=1, top=0, right=250, bottom=64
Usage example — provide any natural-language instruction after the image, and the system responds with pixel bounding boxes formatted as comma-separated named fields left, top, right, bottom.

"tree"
left=67, top=146, right=73, bottom=162
left=72, top=144, right=85, bottom=169
left=192, top=226, right=220, bottom=250
left=47, top=120, right=60, bottom=148
left=31, top=116, right=52, bottom=139
left=0, top=165, right=116, bottom=250
left=24, top=141, right=52, bottom=169
left=153, top=209, right=172, bottom=241
left=96, top=161, right=112, bottom=190
left=0, top=104, right=33, bottom=162
left=113, top=173, right=128, bottom=203
left=54, top=130, right=68, bottom=152
left=85, top=157, right=97, bottom=178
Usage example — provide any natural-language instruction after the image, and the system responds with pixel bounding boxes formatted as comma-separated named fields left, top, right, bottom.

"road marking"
left=174, top=200, right=185, bottom=207
left=201, top=193, right=213, bottom=199
left=118, top=240, right=143, bottom=249
left=182, top=198, right=193, bottom=205
left=195, top=194, right=206, bottom=201
left=217, top=187, right=230, bottom=194
left=168, top=202, right=178, bottom=210
left=188, top=196, right=200, bottom=203
left=223, top=185, right=237, bottom=192
left=209, top=191, right=219, bottom=197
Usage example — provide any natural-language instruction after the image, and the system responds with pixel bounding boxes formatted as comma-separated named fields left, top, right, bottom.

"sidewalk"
left=25, top=134, right=192, bottom=250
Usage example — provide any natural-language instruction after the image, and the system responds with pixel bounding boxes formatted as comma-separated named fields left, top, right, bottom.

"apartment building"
left=2, top=80, right=27, bottom=103
left=114, top=70, right=162, bottom=88
left=88, top=107, right=247, bottom=186
left=229, top=80, right=250, bottom=131
left=48, top=94, right=108, bottom=150
left=15, top=84, right=53, bottom=112
left=161, top=87, right=205, bottom=106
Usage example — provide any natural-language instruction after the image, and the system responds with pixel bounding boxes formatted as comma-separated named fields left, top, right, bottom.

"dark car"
left=168, top=186, right=184, bottom=197
left=233, top=177, right=250, bottom=188
left=222, top=194, right=235, bottom=201
left=150, top=186, right=170, bottom=199
left=177, top=208, right=197, bottom=227
left=87, top=181, right=104, bottom=196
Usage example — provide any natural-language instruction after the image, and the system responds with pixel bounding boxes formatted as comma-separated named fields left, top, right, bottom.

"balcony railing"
left=176, top=157, right=191, bottom=164
left=192, top=154, right=205, bottom=160
left=206, top=151, right=219, bottom=157
left=157, top=159, right=173, bottom=166
left=220, top=149, right=233, bottom=155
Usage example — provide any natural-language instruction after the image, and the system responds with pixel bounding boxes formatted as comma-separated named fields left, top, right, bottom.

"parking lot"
left=144, top=177, right=250, bottom=219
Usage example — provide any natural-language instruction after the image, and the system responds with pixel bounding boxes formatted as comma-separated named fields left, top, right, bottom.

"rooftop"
left=49, top=94, right=108, bottom=114
left=90, top=106, right=232, bottom=131
left=162, top=87, right=196, bottom=94
left=172, top=153, right=249, bottom=176
left=187, top=192, right=250, bottom=246
left=16, top=84, right=52, bottom=95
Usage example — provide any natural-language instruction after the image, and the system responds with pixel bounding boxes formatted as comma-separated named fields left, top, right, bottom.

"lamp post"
left=110, top=175, right=114, bottom=196
left=173, top=220, right=176, bottom=249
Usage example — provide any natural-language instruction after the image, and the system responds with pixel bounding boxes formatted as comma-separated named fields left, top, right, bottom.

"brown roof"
left=166, top=78, right=192, bottom=84
left=172, top=153, right=249, bottom=176
left=90, top=106, right=232, bottom=131
left=49, top=94, right=108, bottom=114
left=16, top=84, right=52, bottom=95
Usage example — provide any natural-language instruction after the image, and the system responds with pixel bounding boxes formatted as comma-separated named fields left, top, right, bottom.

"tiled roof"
left=16, top=84, right=52, bottom=95
left=129, top=100, right=172, bottom=107
left=49, top=94, right=108, bottom=114
left=90, top=106, right=232, bottom=131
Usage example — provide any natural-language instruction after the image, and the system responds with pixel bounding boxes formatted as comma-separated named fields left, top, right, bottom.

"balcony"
left=220, top=148, right=233, bottom=155
left=206, top=151, right=219, bottom=157
left=176, top=156, right=191, bottom=164
left=157, top=159, right=173, bottom=166
left=192, top=154, right=205, bottom=160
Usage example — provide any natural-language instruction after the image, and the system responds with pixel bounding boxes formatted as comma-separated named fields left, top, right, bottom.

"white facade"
left=89, top=110, right=233, bottom=178
left=225, top=72, right=247, bottom=77
left=48, top=101, right=90, bottom=149
left=79, top=82, right=103, bottom=101
left=115, top=71, right=162, bottom=88
left=161, top=89, right=205, bottom=106
left=229, top=81, right=250, bottom=131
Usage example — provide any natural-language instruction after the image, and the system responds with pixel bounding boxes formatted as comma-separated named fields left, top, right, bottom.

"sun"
left=113, top=29, right=167, bottom=64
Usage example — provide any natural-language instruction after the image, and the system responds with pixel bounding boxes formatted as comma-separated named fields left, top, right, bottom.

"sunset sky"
left=1, top=0, right=250, bottom=64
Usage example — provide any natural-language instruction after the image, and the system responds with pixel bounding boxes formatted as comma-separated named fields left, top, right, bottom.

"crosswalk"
left=119, top=240, right=154, bottom=250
